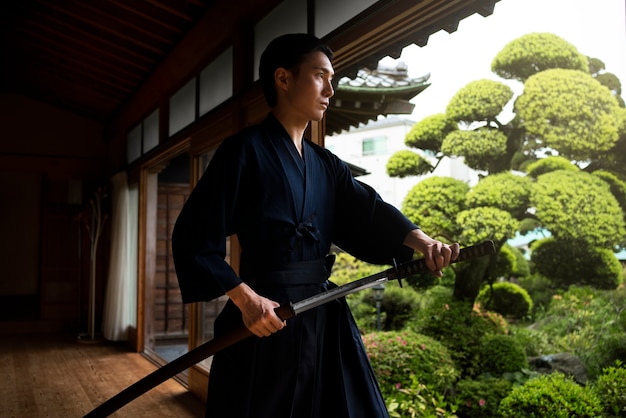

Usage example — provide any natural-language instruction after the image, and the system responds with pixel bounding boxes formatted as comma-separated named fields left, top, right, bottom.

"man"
left=172, top=33, right=459, bottom=418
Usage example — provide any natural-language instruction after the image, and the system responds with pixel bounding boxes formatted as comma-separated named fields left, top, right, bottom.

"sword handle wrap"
left=393, top=240, right=496, bottom=278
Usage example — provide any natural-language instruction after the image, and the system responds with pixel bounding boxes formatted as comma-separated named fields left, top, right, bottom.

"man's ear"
left=274, top=67, right=290, bottom=92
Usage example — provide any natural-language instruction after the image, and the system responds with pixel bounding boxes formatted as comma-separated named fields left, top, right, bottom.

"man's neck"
left=271, top=108, right=308, bottom=155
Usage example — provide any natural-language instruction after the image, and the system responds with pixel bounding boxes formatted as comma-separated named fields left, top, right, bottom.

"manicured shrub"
left=454, top=377, right=512, bottom=418
left=476, top=281, right=533, bottom=319
left=498, top=372, right=603, bottom=417
left=362, top=330, right=459, bottom=399
left=479, top=334, right=528, bottom=375
left=593, top=361, right=626, bottom=417
left=531, top=238, right=623, bottom=290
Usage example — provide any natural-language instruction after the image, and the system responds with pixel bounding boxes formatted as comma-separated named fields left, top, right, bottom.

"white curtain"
left=102, top=171, right=138, bottom=341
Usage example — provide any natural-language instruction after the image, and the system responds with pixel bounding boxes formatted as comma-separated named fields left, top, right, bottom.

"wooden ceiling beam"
left=39, top=0, right=169, bottom=55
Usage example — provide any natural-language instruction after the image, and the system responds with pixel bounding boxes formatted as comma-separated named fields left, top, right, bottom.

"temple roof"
left=326, top=60, right=430, bottom=135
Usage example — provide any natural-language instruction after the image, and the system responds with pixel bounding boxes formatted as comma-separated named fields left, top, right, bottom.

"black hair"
left=259, top=33, right=334, bottom=107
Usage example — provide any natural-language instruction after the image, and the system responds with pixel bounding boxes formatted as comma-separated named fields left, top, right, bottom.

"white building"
left=326, top=115, right=479, bottom=210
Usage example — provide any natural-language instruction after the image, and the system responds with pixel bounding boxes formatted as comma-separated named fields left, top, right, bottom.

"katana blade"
left=292, top=239, right=496, bottom=315
left=84, top=240, right=495, bottom=417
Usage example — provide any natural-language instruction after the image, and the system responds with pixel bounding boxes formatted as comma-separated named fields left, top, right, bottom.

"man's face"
left=285, top=51, right=335, bottom=122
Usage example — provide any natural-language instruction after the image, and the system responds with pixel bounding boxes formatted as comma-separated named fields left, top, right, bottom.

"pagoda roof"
left=326, top=61, right=430, bottom=135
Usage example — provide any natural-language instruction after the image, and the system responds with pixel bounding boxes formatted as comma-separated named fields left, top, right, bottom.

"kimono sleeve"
left=171, top=136, right=246, bottom=303
left=332, top=157, right=418, bottom=266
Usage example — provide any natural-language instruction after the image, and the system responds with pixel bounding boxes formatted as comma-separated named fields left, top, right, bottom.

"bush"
left=593, top=361, right=626, bottom=417
left=517, top=273, right=555, bottom=317
left=476, top=281, right=533, bottom=319
left=349, top=282, right=421, bottom=333
left=531, top=238, right=623, bottom=290
left=535, top=286, right=626, bottom=378
left=508, top=325, right=556, bottom=357
left=387, top=376, right=460, bottom=418
left=362, top=330, right=459, bottom=399
left=454, top=377, right=512, bottom=418
left=479, top=335, right=528, bottom=375
left=498, top=372, right=603, bottom=417
left=411, top=288, right=508, bottom=377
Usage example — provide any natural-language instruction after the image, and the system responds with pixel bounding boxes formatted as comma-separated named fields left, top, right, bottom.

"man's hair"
left=259, top=33, right=334, bottom=107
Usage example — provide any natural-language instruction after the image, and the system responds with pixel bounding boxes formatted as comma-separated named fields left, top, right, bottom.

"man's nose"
left=324, top=80, right=334, bottom=97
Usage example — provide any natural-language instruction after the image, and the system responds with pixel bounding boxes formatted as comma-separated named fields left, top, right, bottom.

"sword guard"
left=392, top=258, right=402, bottom=287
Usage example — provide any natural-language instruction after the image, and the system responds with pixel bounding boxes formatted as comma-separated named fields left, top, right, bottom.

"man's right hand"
left=226, top=283, right=286, bottom=337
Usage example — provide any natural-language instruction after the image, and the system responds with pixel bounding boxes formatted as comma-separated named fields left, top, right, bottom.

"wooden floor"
left=0, top=333, right=205, bottom=418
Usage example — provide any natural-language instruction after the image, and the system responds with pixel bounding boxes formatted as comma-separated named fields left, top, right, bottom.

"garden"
left=332, top=250, right=626, bottom=417
left=333, top=32, right=626, bottom=417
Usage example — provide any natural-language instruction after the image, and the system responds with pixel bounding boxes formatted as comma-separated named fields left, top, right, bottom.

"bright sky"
left=392, top=0, right=626, bottom=122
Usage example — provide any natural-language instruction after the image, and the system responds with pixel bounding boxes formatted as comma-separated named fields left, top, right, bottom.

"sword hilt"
left=391, top=240, right=496, bottom=279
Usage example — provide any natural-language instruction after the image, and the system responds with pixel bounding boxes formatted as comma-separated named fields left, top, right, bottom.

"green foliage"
left=362, top=330, right=459, bottom=397
left=441, top=129, right=508, bottom=171
left=387, top=377, right=460, bottom=418
left=587, top=57, right=606, bottom=75
left=405, top=113, right=457, bottom=151
left=525, top=155, right=578, bottom=178
left=508, top=245, right=530, bottom=278
left=516, top=68, right=623, bottom=161
left=531, top=238, right=623, bottom=289
left=454, top=377, right=512, bottom=418
left=497, top=372, right=603, bottom=417
left=405, top=263, right=456, bottom=290
left=330, top=251, right=379, bottom=286
left=596, top=72, right=623, bottom=96
left=492, top=32, right=588, bottom=82
left=358, top=283, right=421, bottom=331
left=386, top=150, right=433, bottom=178
left=517, top=273, right=555, bottom=316
left=508, top=325, right=556, bottom=357
left=402, top=177, right=469, bottom=240
left=466, top=172, right=532, bottom=219
left=493, top=244, right=516, bottom=279
left=593, top=361, right=626, bottom=417
left=412, top=288, right=508, bottom=377
left=535, top=286, right=626, bottom=379
left=592, top=170, right=626, bottom=227
left=531, top=170, right=626, bottom=248
left=479, top=334, right=528, bottom=375
left=456, top=207, right=518, bottom=245
left=476, top=282, right=533, bottom=319
left=446, top=79, right=514, bottom=123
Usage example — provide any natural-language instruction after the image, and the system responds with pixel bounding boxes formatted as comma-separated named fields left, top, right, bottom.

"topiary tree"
left=491, top=32, right=589, bottom=82
left=446, top=79, right=514, bottom=124
left=516, top=68, right=624, bottom=162
left=401, top=176, right=469, bottom=241
left=387, top=31, right=626, bottom=305
left=525, top=155, right=578, bottom=178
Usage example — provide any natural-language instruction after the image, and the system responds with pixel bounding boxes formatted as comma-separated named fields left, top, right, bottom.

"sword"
left=84, top=240, right=495, bottom=418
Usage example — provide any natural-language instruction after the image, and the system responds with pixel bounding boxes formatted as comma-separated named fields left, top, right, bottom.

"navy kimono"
left=172, top=114, right=418, bottom=418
